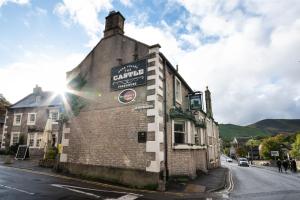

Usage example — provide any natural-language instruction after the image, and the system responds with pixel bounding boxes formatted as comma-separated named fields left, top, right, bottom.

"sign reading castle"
left=111, top=59, right=147, bottom=90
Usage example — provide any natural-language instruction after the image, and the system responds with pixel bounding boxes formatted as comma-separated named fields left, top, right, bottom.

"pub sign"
left=189, top=93, right=202, bottom=111
left=111, top=59, right=147, bottom=90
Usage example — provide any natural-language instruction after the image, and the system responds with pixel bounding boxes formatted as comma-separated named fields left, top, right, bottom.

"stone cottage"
left=1, top=86, right=63, bottom=157
left=59, top=11, right=220, bottom=189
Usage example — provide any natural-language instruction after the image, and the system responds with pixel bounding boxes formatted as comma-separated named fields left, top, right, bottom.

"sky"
left=0, top=0, right=299, bottom=125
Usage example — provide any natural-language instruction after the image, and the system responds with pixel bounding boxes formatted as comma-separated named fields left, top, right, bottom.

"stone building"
left=59, top=11, right=220, bottom=189
left=1, top=86, right=63, bottom=157
left=0, top=94, right=10, bottom=147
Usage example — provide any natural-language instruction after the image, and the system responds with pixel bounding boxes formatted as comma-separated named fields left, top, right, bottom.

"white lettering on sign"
left=113, top=69, right=144, bottom=81
left=134, top=104, right=154, bottom=110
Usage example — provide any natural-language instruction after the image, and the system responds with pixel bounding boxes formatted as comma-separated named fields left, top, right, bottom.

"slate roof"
left=10, top=92, right=63, bottom=109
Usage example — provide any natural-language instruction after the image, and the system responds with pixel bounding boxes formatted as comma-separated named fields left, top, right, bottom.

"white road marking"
left=0, top=184, right=35, bottom=195
left=51, top=184, right=141, bottom=200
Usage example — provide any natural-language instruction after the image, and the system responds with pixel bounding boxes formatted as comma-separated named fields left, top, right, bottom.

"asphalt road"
left=0, top=165, right=165, bottom=200
left=221, top=156, right=300, bottom=200
left=0, top=165, right=211, bottom=200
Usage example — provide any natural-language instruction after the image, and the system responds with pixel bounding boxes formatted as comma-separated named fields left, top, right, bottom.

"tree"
left=260, top=134, right=285, bottom=159
left=290, top=133, right=300, bottom=159
left=236, top=146, right=247, bottom=157
left=246, top=139, right=260, bottom=147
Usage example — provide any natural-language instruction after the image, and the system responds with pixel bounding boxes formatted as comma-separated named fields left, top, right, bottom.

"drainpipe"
left=163, top=59, right=169, bottom=185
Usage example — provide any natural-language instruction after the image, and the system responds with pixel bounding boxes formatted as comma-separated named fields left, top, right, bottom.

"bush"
left=8, top=143, right=19, bottom=155
left=45, top=147, right=58, bottom=160
left=0, top=149, right=8, bottom=155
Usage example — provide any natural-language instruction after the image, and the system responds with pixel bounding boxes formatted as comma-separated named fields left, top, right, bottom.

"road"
left=0, top=165, right=172, bottom=200
left=220, top=156, right=300, bottom=200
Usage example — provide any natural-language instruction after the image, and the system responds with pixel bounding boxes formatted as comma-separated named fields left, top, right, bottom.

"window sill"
left=173, top=144, right=207, bottom=150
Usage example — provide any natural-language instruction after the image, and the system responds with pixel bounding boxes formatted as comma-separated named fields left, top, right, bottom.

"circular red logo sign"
left=118, top=89, right=136, bottom=104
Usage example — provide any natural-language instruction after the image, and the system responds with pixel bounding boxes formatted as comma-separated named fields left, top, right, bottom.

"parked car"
left=238, top=157, right=249, bottom=167
left=226, top=158, right=233, bottom=162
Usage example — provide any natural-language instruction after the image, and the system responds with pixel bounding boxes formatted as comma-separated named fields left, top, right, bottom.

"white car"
left=226, top=158, right=233, bottom=162
left=238, top=157, right=249, bottom=167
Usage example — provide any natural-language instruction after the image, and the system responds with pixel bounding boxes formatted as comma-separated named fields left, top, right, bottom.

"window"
left=174, top=121, right=185, bottom=144
left=13, top=114, right=22, bottom=126
left=27, top=113, right=36, bottom=125
left=28, top=133, right=35, bottom=147
left=10, top=132, right=20, bottom=145
left=36, top=133, right=42, bottom=148
left=50, top=111, right=59, bottom=121
left=175, top=77, right=182, bottom=104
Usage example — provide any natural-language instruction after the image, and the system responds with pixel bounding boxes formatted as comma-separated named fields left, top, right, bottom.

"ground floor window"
left=11, top=132, right=20, bottom=145
left=174, top=121, right=186, bottom=144
left=28, top=133, right=35, bottom=147
left=27, top=133, right=43, bottom=148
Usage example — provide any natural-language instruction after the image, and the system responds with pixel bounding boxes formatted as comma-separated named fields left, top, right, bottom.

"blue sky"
left=0, top=0, right=300, bottom=125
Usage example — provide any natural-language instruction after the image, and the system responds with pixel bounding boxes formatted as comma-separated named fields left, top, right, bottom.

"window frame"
left=27, top=113, right=37, bottom=125
left=175, top=77, right=182, bottom=104
left=13, top=113, right=22, bottom=126
left=49, top=109, right=60, bottom=123
left=10, top=132, right=20, bottom=146
left=28, top=133, right=35, bottom=147
left=173, top=120, right=186, bottom=145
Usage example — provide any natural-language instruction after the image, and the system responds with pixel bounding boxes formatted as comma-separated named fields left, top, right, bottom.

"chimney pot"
left=103, top=11, right=125, bottom=37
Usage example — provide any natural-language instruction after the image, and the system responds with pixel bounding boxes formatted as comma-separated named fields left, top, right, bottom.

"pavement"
left=220, top=155, right=300, bottom=200
left=0, top=155, right=228, bottom=199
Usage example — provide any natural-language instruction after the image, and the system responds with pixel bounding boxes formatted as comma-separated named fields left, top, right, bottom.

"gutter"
left=163, top=58, right=169, bottom=184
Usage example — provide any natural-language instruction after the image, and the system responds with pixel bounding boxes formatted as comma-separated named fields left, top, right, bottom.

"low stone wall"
left=58, top=162, right=160, bottom=189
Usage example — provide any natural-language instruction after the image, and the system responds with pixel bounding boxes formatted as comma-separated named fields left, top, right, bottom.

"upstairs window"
left=49, top=110, right=59, bottom=122
left=174, top=121, right=185, bottom=144
left=27, top=113, right=36, bottom=125
left=13, top=114, right=22, bottom=126
left=175, top=77, right=182, bottom=104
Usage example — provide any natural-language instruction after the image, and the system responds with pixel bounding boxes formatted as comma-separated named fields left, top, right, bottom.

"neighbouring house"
left=58, top=11, right=220, bottom=190
left=0, top=94, right=10, bottom=147
left=230, top=137, right=260, bottom=159
left=1, top=86, right=64, bottom=157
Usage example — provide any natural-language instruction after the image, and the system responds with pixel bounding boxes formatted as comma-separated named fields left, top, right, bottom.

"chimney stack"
left=205, top=86, right=213, bottom=118
left=33, top=85, right=42, bottom=95
left=103, top=11, right=125, bottom=38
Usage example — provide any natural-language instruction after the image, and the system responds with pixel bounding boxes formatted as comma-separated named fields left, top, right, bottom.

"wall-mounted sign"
left=118, top=89, right=136, bottom=104
left=189, top=93, right=202, bottom=111
left=111, top=59, right=147, bottom=90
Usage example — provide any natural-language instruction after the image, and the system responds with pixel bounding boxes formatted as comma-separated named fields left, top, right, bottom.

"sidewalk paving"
left=0, top=155, right=228, bottom=194
left=168, top=167, right=228, bottom=193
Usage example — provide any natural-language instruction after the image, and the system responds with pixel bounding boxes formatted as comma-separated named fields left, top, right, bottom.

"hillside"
left=219, top=124, right=270, bottom=141
left=248, top=119, right=300, bottom=135
left=220, top=119, right=300, bottom=141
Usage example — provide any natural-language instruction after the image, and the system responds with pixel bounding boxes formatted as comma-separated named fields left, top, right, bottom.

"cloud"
left=119, top=0, right=132, bottom=7
left=170, top=0, right=300, bottom=124
left=0, top=0, right=29, bottom=7
left=0, top=52, right=85, bottom=104
left=54, top=0, right=113, bottom=47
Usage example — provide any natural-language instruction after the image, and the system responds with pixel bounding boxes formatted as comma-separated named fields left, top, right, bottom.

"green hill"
left=248, top=119, right=300, bottom=135
left=220, top=119, right=300, bottom=141
left=219, top=124, right=270, bottom=141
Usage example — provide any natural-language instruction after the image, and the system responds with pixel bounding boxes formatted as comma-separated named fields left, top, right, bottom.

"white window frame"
left=173, top=120, right=186, bottom=145
left=27, top=132, right=43, bottom=148
left=49, top=109, right=60, bottom=124
left=175, top=77, right=182, bottom=104
left=10, top=132, right=20, bottom=146
left=27, top=133, right=35, bottom=147
left=27, top=113, right=37, bottom=125
left=13, top=113, right=22, bottom=126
